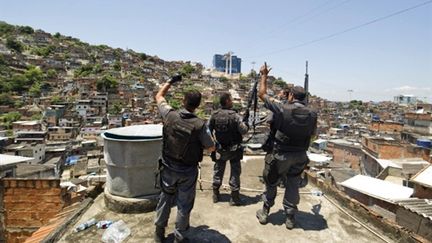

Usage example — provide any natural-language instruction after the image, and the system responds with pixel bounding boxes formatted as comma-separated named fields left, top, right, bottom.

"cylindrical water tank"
left=102, top=124, right=162, bottom=198
left=416, top=138, right=432, bottom=149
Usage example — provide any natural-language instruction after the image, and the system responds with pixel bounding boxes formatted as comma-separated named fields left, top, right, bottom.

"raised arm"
left=155, top=74, right=182, bottom=105
left=155, top=82, right=171, bottom=105
left=258, top=62, right=272, bottom=101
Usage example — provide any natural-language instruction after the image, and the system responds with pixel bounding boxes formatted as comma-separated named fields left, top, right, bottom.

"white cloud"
left=386, top=85, right=431, bottom=93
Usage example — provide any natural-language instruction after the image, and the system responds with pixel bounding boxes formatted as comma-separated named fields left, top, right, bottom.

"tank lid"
left=103, top=124, right=163, bottom=140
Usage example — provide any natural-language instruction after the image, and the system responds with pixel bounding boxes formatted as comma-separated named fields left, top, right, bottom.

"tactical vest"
left=211, top=109, right=242, bottom=149
left=162, top=111, right=205, bottom=166
left=274, top=103, right=317, bottom=152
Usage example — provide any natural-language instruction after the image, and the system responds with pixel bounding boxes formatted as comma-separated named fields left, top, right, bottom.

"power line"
left=246, top=0, right=432, bottom=59
left=246, top=0, right=352, bottom=50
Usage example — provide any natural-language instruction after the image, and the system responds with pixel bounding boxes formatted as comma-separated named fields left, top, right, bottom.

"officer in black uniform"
left=154, top=75, right=215, bottom=243
left=256, top=63, right=317, bottom=229
left=209, top=92, right=249, bottom=205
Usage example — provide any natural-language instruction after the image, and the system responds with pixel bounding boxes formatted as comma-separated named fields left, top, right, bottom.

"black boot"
left=285, top=214, right=295, bottom=229
left=154, top=226, right=165, bottom=243
left=212, top=189, right=220, bottom=203
left=229, top=190, right=243, bottom=206
left=256, top=205, right=270, bottom=224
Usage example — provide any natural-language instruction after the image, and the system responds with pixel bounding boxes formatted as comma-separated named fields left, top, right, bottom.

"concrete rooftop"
left=58, top=156, right=394, bottom=243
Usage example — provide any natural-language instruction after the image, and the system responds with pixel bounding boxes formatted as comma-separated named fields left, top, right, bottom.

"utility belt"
left=218, top=143, right=242, bottom=152
left=211, top=143, right=244, bottom=162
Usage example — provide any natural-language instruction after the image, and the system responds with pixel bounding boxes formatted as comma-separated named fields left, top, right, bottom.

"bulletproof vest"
left=163, top=111, right=205, bottom=166
left=274, top=103, right=317, bottom=152
left=211, top=109, right=242, bottom=148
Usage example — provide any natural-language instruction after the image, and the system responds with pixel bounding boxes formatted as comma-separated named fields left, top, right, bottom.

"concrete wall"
left=413, top=184, right=432, bottom=199
left=369, top=121, right=403, bottom=133
left=0, top=179, right=68, bottom=243
left=332, top=144, right=363, bottom=170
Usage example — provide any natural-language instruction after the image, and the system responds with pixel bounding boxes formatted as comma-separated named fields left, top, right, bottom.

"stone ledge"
left=104, top=188, right=159, bottom=214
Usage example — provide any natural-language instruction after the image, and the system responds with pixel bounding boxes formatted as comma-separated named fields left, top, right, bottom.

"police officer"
left=154, top=75, right=215, bottom=243
left=256, top=63, right=317, bottom=229
left=209, top=92, right=249, bottom=205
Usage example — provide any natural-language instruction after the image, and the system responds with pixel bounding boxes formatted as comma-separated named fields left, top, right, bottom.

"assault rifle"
left=243, top=73, right=259, bottom=143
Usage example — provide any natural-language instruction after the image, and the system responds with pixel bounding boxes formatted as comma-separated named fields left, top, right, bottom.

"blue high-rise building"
left=212, top=54, right=242, bottom=74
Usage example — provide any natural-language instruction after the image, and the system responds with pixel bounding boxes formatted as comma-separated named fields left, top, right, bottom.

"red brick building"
left=0, top=179, right=70, bottom=243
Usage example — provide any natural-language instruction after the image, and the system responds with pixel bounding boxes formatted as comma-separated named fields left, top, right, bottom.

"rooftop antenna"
left=347, top=89, right=354, bottom=101
left=304, top=61, right=309, bottom=104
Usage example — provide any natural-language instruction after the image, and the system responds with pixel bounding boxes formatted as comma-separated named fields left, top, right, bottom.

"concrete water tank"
left=101, top=125, right=162, bottom=212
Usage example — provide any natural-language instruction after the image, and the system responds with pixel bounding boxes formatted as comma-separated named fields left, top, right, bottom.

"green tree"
left=97, top=75, right=118, bottom=93
left=46, top=69, right=58, bottom=79
left=31, top=45, right=55, bottom=57
left=54, top=32, right=61, bottom=38
left=109, top=102, right=122, bottom=115
left=219, top=77, right=228, bottom=82
left=113, top=61, right=121, bottom=71
left=14, top=100, right=24, bottom=108
left=0, top=54, right=5, bottom=65
left=51, top=95, right=62, bottom=104
left=179, top=63, right=195, bottom=76
left=31, top=113, right=42, bottom=121
left=74, top=63, right=94, bottom=77
left=139, top=53, right=148, bottom=61
left=0, top=112, right=21, bottom=129
left=18, top=26, right=34, bottom=34
left=25, top=66, right=44, bottom=83
left=6, top=38, right=23, bottom=53
left=0, top=22, right=14, bottom=36
left=29, top=82, right=42, bottom=97
left=93, top=64, right=102, bottom=74
left=8, top=74, right=29, bottom=92
left=0, top=93, right=14, bottom=106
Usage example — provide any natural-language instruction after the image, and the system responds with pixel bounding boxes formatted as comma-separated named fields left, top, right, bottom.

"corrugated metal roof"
left=411, top=165, right=432, bottom=187
left=340, top=175, right=413, bottom=202
left=396, top=198, right=432, bottom=220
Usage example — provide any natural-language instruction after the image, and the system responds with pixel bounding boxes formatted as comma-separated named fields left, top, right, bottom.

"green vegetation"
left=14, top=100, right=24, bottom=108
left=25, top=66, right=44, bottom=83
left=168, top=98, right=181, bottom=110
left=113, top=61, right=121, bottom=71
left=219, top=77, right=228, bottom=82
left=273, top=77, right=287, bottom=88
left=54, top=32, right=61, bottom=38
left=0, top=93, right=14, bottom=106
left=179, top=63, right=195, bottom=76
left=46, top=69, right=58, bottom=79
left=0, top=66, right=46, bottom=93
left=18, top=26, right=34, bottom=34
left=31, top=113, right=42, bottom=121
left=97, top=75, right=118, bottom=93
left=232, top=103, right=242, bottom=111
left=0, top=112, right=21, bottom=129
left=108, top=102, right=122, bottom=115
left=139, top=53, right=148, bottom=61
left=29, top=82, right=42, bottom=97
left=31, top=45, right=55, bottom=57
left=74, top=63, right=95, bottom=77
left=0, top=21, right=14, bottom=36
left=6, top=38, right=23, bottom=53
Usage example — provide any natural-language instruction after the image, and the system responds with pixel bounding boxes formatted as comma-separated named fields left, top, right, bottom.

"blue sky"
left=1, top=0, right=431, bottom=102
